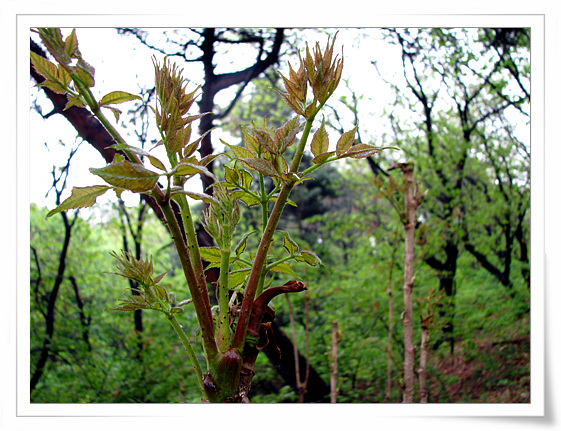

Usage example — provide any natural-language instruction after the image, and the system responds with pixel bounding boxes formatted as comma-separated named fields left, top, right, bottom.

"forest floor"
left=347, top=333, right=531, bottom=403
left=428, top=333, right=531, bottom=403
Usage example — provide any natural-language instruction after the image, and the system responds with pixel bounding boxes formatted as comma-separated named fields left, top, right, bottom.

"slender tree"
left=388, top=162, right=423, bottom=403
left=30, top=143, right=81, bottom=392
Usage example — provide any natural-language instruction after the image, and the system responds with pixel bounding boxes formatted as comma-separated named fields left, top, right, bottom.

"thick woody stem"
left=159, top=200, right=218, bottom=361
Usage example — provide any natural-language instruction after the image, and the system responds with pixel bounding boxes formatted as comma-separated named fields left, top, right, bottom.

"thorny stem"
left=173, top=194, right=209, bottom=300
left=159, top=199, right=218, bottom=361
left=167, top=313, right=205, bottom=396
left=217, top=230, right=233, bottom=351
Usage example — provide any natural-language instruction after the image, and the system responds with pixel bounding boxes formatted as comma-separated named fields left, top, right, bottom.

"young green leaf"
left=240, top=158, right=280, bottom=178
left=268, top=262, right=300, bottom=278
left=336, top=125, right=358, bottom=157
left=234, top=231, right=257, bottom=256
left=233, top=190, right=261, bottom=207
left=340, top=143, right=385, bottom=159
left=64, top=94, right=86, bottom=110
left=172, top=162, right=214, bottom=179
left=240, top=126, right=261, bottom=155
left=63, top=29, right=79, bottom=57
left=199, top=247, right=222, bottom=264
left=179, top=191, right=220, bottom=206
left=90, top=160, right=160, bottom=192
left=311, top=120, right=329, bottom=158
left=279, top=230, right=299, bottom=256
left=222, top=140, right=255, bottom=160
left=99, top=91, right=142, bottom=106
left=30, top=52, right=59, bottom=83
left=46, top=185, right=111, bottom=217
left=224, top=165, right=240, bottom=186
left=105, top=106, right=122, bottom=122
left=228, top=268, right=252, bottom=290
left=75, top=57, right=95, bottom=87
left=294, top=250, right=323, bottom=267
left=312, top=151, right=335, bottom=165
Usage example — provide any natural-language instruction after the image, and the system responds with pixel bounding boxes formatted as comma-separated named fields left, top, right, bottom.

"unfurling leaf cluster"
left=108, top=251, right=189, bottom=316
left=31, top=28, right=140, bottom=120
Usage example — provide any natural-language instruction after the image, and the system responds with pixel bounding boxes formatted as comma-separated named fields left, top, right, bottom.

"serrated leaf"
left=336, top=125, right=358, bottom=156
left=312, top=151, right=335, bottom=165
left=167, top=123, right=192, bottom=155
left=294, top=250, right=323, bottom=267
left=182, top=139, right=198, bottom=159
left=57, top=64, right=72, bottom=88
left=271, top=154, right=289, bottom=176
left=224, top=165, right=240, bottom=186
left=30, top=51, right=59, bottom=82
left=239, top=169, right=253, bottom=189
left=228, top=268, right=251, bottom=290
left=279, top=230, right=299, bottom=255
left=270, top=194, right=297, bottom=207
left=274, top=117, right=303, bottom=153
left=233, top=190, right=261, bottom=207
left=64, top=29, right=78, bottom=57
left=222, top=140, right=255, bottom=160
left=254, top=129, right=278, bottom=154
left=180, top=191, right=220, bottom=206
left=37, top=80, right=68, bottom=95
left=107, top=303, right=145, bottom=312
left=268, top=262, right=300, bottom=278
left=172, top=162, right=213, bottom=179
left=240, top=158, right=280, bottom=178
left=63, top=94, right=86, bottom=110
left=199, top=247, right=222, bottom=264
left=99, top=91, right=141, bottom=106
left=152, top=284, right=168, bottom=301
left=240, top=126, right=260, bottom=155
left=200, top=153, right=221, bottom=167
left=152, top=271, right=168, bottom=284
left=311, top=120, right=329, bottom=158
left=340, top=143, right=383, bottom=159
left=90, top=160, right=159, bottom=192
left=46, top=185, right=111, bottom=217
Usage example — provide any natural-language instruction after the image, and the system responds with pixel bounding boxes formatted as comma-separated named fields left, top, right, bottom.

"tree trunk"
left=262, top=321, right=330, bottom=402
left=389, top=162, right=419, bottom=404
left=69, top=276, right=91, bottom=351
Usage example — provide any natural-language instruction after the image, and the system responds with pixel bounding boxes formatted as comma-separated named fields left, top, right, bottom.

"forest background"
left=3, top=5, right=557, bottom=430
